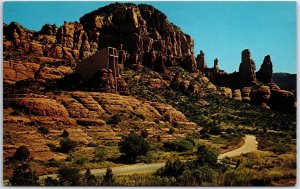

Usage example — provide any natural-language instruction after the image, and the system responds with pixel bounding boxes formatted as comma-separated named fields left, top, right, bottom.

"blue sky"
left=3, top=1, right=296, bottom=73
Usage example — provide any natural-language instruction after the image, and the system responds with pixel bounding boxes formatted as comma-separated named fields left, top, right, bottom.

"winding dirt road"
left=38, top=134, right=258, bottom=181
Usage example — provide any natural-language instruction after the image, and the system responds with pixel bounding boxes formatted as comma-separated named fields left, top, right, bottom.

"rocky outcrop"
left=196, top=50, right=207, bottom=71
left=233, top=89, right=242, bottom=101
left=220, top=87, right=232, bottom=98
left=250, top=86, right=271, bottom=105
left=257, top=55, right=273, bottom=84
left=15, top=97, right=69, bottom=117
left=239, top=49, right=257, bottom=85
left=241, top=87, right=251, bottom=102
left=3, top=60, right=40, bottom=84
left=268, top=89, right=296, bottom=113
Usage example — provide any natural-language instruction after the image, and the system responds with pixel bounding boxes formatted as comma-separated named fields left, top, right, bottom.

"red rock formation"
left=196, top=50, right=207, bottom=71
left=257, top=55, right=273, bottom=84
left=239, top=49, right=257, bottom=85
left=268, top=89, right=296, bottom=113
left=250, top=86, right=271, bottom=105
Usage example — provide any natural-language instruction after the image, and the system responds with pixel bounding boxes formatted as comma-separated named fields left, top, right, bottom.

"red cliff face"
left=79, top=3, right=197, bottom=71
left=3, top=3, right=197, bottom=87
left=3, top=3, right=197, bottom=85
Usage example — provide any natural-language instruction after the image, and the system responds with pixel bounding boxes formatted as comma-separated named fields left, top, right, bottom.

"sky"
left=3, top=1, right=297, bottom=73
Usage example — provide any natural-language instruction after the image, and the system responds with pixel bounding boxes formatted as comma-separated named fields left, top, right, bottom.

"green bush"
left=271, top=145, right=289, bottom=155
left=87, top=142, right=98, bottom=147
left=83, top=169, right=97, bottom=186
left=106, top=114, right=122, bottom=125
left=59, top=138, right=78, bottom=153
left=208, top=126, right=222, bottom=135
left=38, top=126, right=50, bottom=135
left=196, top=145, right=218, bottom=166
left=57, top=166, right=81, bottom=186
left=14, top=146, right=30, bottom=161
left=102, top=167, right=114, bottom=186
left=163, top=138, right=195, bottom=152
left=60, top=130, right=69, bottom=138
left=177, top=165, right=217, bottom=185
left=118, top=132, right=150, bottom=163
left=9, top=163, right=39, bottom=186
left=94, top=146, right=108, bottom=162
left=167, top=127, right=175, bottom=134
left=75, top=157, right=88, bottom=165
left=44, top=177, right=60, bottom=186
left=141, top=129, right=149, bottom=138
left=47, top=158, right=61, bottom=167
left=156, top=159, right=185, bottom=178
left=200, top=132, right=210, bottom=139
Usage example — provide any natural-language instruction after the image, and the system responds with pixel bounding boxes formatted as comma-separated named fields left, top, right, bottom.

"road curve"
left=217, top=135, right=258, bottom=160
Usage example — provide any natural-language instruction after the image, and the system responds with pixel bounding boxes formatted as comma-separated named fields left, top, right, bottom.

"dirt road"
left=217, top=135, right=258, bottom=160
left=38, top=135, right=258, bottom=182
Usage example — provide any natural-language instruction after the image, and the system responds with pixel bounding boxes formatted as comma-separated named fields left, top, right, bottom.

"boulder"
left=241, top=87, right=251, bottom=102
left=233, top=89, right=242, bottom=101
left=268, top=89, right=296, bottom=113
left=220, top=87, right=232, bottom=98
left=250, top=86, right=271, bottom=105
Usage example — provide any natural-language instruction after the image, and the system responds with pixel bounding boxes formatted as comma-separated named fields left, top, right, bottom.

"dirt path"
left=217, top=135, right=258, bottom=160
left=38, top=135, right=258, bottom=181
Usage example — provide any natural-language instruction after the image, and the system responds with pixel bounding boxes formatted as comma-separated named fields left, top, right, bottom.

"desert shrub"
left=200, top=132, right=210, bottom=139
left=11, top=110, right=23, bottom=116
left=102, top=167, right=114, bottom=186
left=59, top=138, right=78, bottom=153
left=157, top=135, right=161, bottom=142
left=46, top=143, right=56, bottom=150
left=172, top=121, right=179, bottom=128
left=163, top=114, right=171, bottom=122
left=225, top=128, right=236, bottom=134
left=177, top=165, right=217, bottom=186
left=167, top=127, right=175, bottom=134
left=106, top=114, right=122, bottom=125
left=9, top=163, right=39, bottom=186
left=47, top=158, right=61, bottom=167
left=118, top=132, right=150, bottom=163
left=132, top=112, right=146, bottom=120
left=44, top=177, right=60, bottom=186
left=163, top=138, right=195, bottom=152
left=208, top=126, right=222, bottom=135
left=38, top=126, right=50, bottom=135
left=87, top=142, right=98, bottom=147
left=196, top=145, right=218, bottom=166
left=57, top=166, right=81, bottom=186
left=94, top=146, right=108, bottom=162
left=156, top=159, right=186, bottom=178
left=14, top=146, right=30, bottom=161
left=222, top=168, right=256, bottom=186
left=60, top=130, right=69, bottom=138
left=140, top=129, right=149, bottom=138
left=83, top=169, right=97, bottom=186
left=154, top=119, right=160, bottom=124
left=271, top=145, right=289, bottom=155
left=75, top=157, right=88, bottom=165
